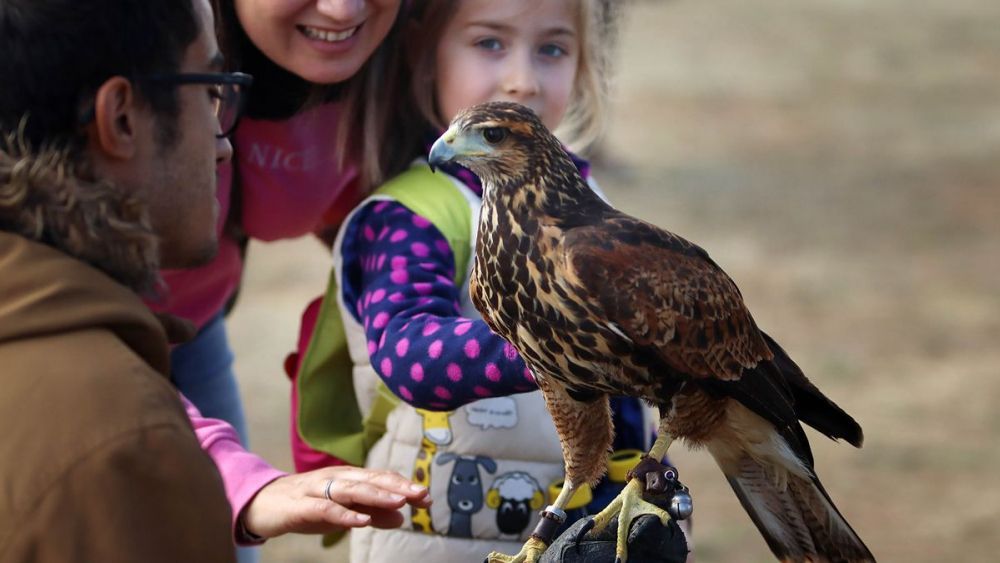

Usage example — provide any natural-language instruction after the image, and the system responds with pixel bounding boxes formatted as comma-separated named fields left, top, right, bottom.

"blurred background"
left=228, top=0, right=1000, bottom=560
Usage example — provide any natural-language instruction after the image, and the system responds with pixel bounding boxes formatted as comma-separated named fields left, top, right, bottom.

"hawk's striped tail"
left=705, top=407, right=875, bottom=562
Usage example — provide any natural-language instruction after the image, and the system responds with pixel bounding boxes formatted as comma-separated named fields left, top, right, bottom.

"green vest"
left=296, top=164, right=474, bottom=466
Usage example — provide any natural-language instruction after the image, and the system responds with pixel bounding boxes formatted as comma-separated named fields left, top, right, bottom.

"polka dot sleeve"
left=340, top=199, right=539, bottom=410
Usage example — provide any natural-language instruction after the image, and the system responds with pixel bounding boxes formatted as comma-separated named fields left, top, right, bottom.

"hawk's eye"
left=482, top=127, right=507, bottom=145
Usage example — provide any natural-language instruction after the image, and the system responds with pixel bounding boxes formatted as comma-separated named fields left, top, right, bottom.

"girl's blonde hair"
left=558, top=0, right=617, bottom=153
left=345, top=0, right=621, bottom=192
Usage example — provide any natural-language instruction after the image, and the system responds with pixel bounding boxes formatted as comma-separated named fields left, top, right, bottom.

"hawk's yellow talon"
left=585, top=479, right=673, bottom=563
left=486, top=536, right=548, bottom=563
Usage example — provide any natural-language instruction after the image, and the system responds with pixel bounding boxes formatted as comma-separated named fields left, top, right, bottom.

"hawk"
left=428, top=102, right=874, bottom=563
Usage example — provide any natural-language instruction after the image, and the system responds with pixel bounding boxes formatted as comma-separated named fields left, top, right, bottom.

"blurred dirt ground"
left=226, top=0, right=1000, bottom=561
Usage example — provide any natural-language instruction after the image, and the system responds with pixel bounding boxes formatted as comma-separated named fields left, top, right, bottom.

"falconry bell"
left=668, top=487, right=693, bottom=521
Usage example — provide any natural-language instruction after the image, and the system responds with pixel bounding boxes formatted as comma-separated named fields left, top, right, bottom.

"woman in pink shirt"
left=149, top=1, right=428, bottom=558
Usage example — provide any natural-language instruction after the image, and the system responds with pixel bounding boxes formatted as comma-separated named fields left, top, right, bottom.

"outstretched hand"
left=241, top=465, right=432, bottom=539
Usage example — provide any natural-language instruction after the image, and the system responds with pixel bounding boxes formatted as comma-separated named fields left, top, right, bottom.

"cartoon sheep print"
left=435, top=453, right=497, bottom=538
left=486, top=472, right=545, bottom=536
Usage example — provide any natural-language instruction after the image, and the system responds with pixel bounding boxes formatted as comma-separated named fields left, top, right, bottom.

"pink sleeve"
left=181, top=394, right=287, bottom=545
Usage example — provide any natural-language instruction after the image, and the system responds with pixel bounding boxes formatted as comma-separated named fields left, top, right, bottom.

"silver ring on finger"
left=324, top=478, right=335, bottom=501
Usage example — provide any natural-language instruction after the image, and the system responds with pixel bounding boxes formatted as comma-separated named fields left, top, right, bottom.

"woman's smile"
left=297, top=24, right=360, bottom=43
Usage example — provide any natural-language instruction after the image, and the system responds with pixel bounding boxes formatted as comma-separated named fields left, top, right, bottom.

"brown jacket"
left=0, top=232, right=236, bottom=562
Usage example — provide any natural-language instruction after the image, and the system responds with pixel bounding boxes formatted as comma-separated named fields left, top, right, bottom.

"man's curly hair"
left=0, top=128, right=160, bottom=293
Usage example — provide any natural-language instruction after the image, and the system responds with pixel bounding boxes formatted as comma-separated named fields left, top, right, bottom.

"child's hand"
left=240, top=466, right=431, bottom=539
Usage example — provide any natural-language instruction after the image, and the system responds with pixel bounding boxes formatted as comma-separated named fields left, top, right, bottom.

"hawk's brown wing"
left=561, top=215, right=816, bottom=452
left=563, top=215, right=773, bottom=382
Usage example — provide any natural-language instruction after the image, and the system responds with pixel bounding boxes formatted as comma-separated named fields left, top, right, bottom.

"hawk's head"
left=428, top=102, right=568, bottom=192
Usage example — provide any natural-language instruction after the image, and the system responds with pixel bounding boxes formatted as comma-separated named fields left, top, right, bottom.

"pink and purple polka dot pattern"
left=340, top=199, right=536, bottom=409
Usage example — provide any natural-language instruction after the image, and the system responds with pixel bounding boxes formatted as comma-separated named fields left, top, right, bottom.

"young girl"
left=291, top=1, right=677, bottom=561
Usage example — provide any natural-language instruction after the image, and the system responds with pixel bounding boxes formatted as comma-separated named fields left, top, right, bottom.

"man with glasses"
left=0, top=0, right=244, bottom=558
left=0, top=0, right=427, bottom=560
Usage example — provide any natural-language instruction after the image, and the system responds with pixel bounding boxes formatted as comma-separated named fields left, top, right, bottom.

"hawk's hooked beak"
left=428, top=126, right=459, bottom=173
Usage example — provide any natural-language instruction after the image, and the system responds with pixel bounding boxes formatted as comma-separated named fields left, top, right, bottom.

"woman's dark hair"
left=364, top=0, right=453, bottom=187
left=213, top=0, right=328, bottom=119
left=335, top=3, right=415, bottom=192
left=0, top=0, right=201, bottom=156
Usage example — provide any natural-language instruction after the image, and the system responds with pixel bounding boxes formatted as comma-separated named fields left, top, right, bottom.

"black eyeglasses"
left=139, top=72, right=253, bottom=138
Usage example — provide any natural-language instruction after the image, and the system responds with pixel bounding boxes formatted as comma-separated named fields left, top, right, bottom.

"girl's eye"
left=475, top=37, right=503, bottom=51
left=539, top=43, right=567, bottom=57
left=482, top=127, right=507, bottom=144
left=208, top=85, right=224, bottom=101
